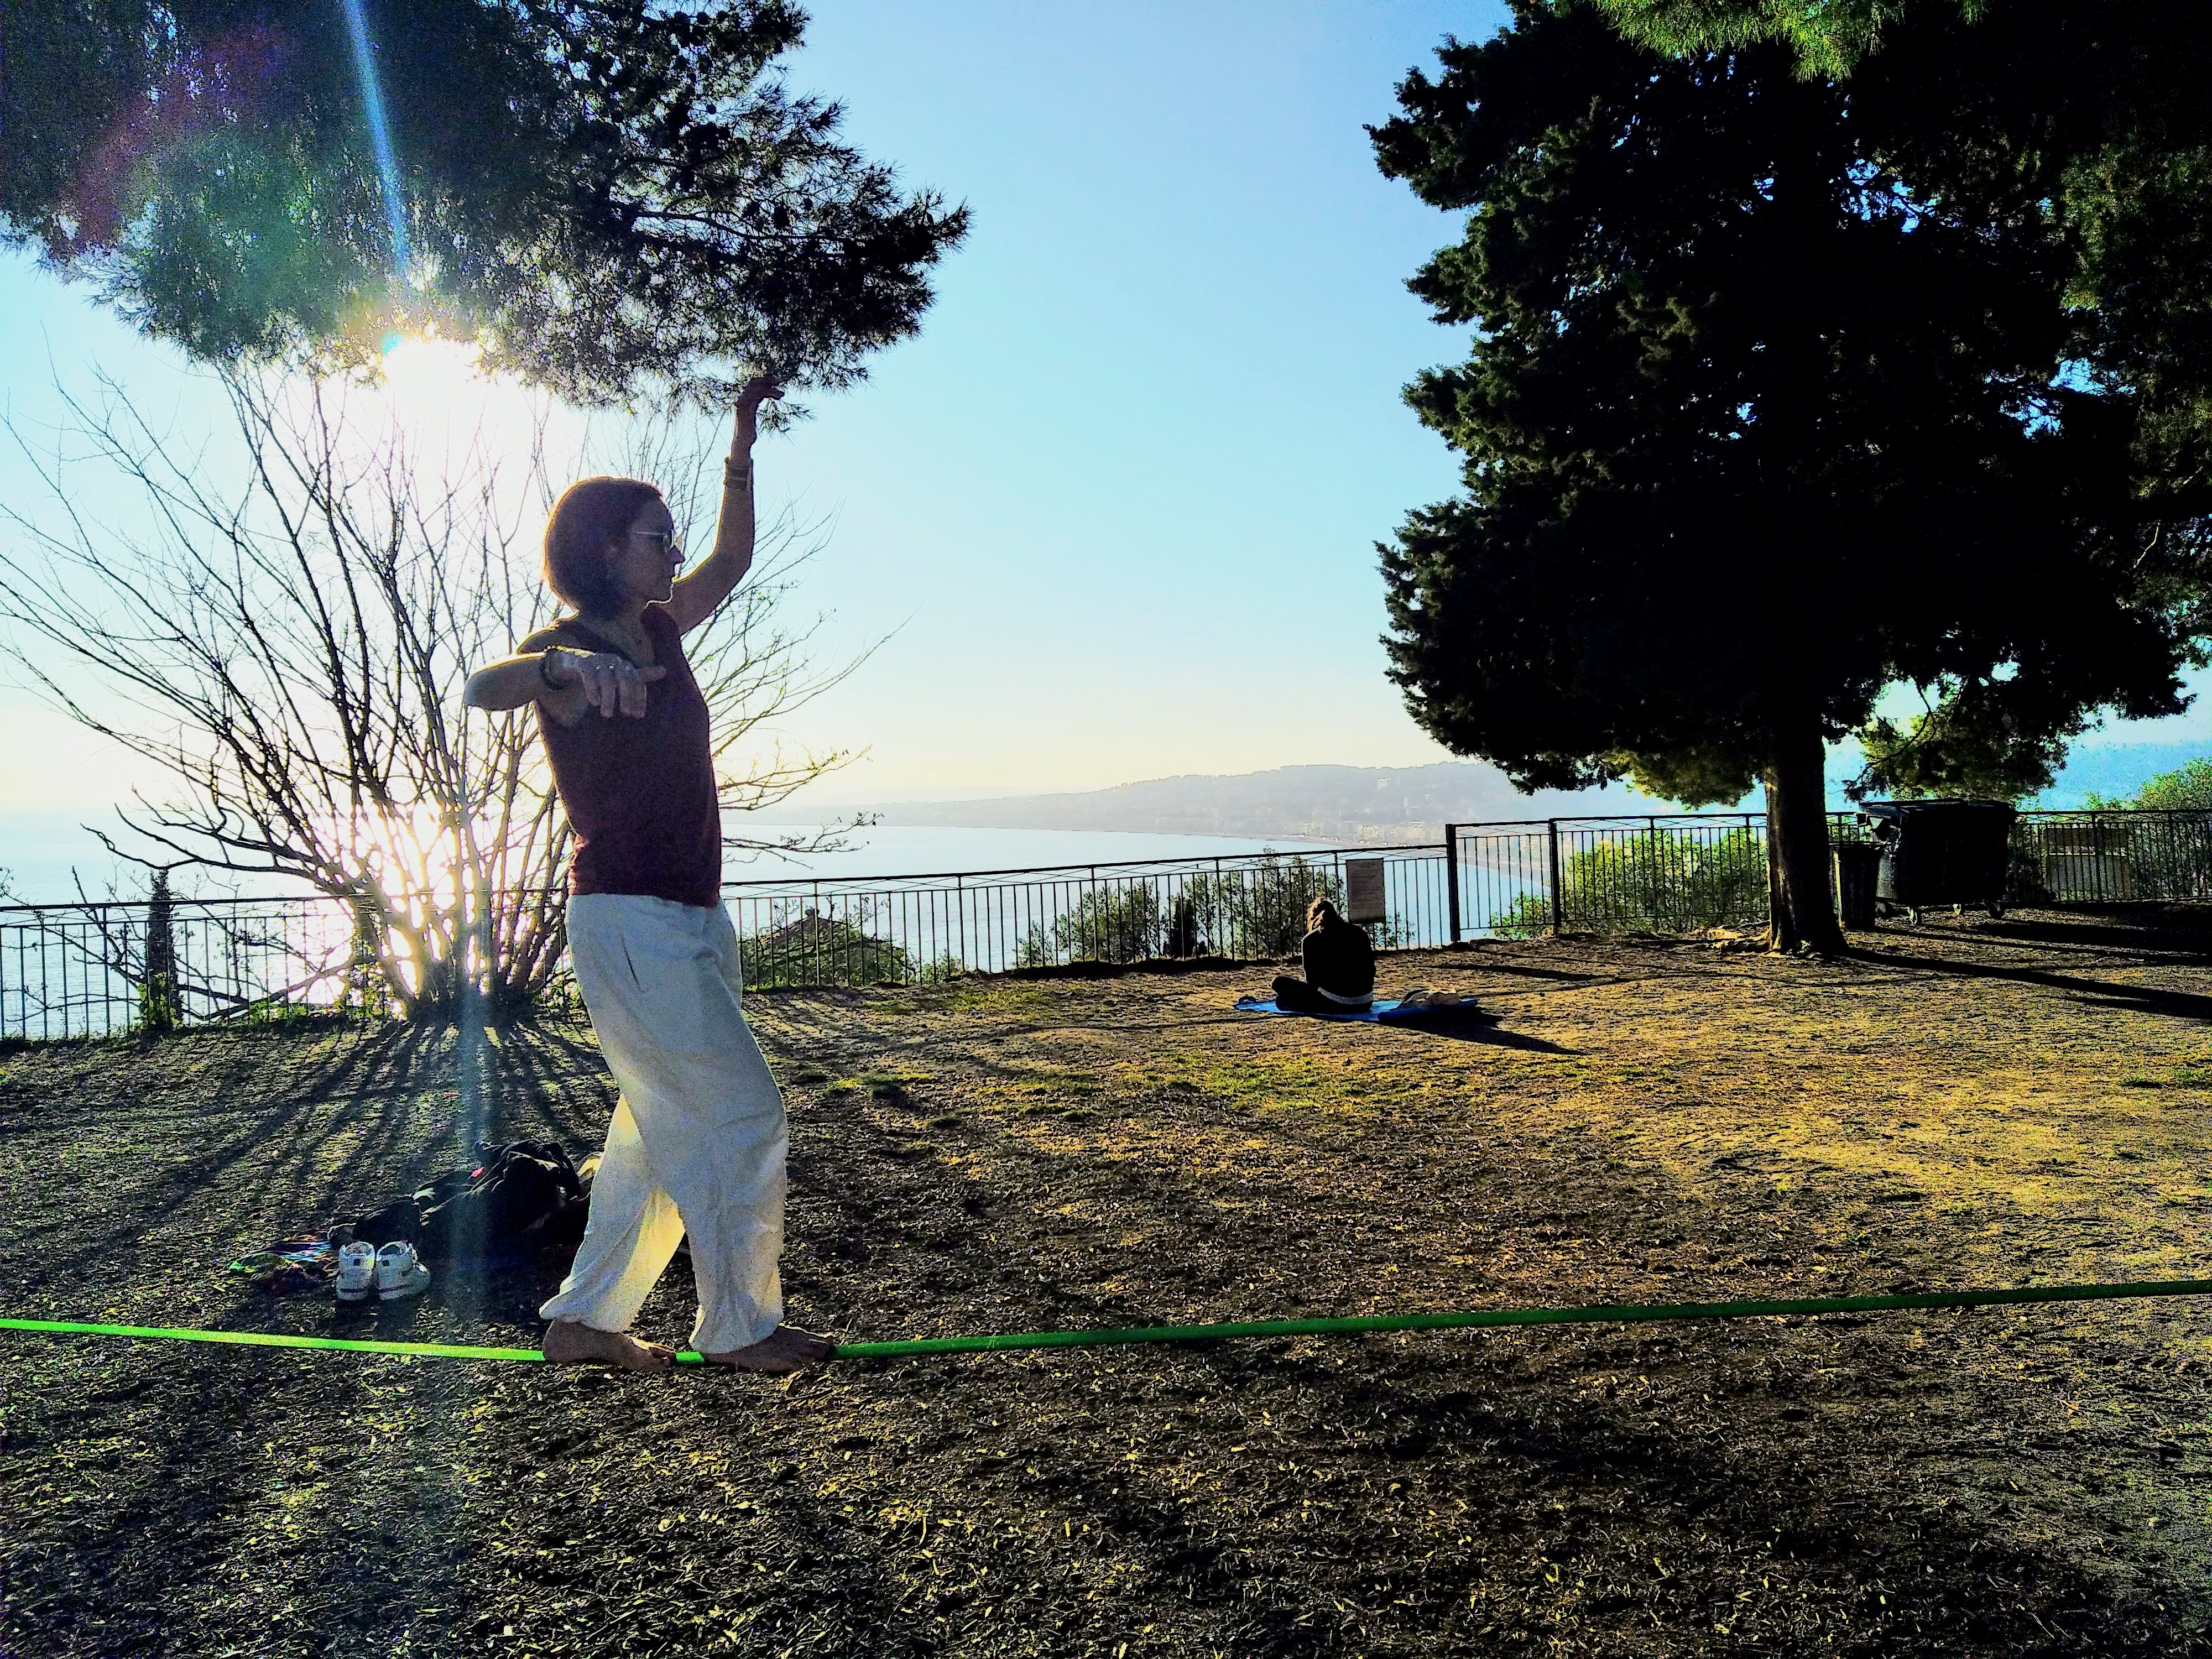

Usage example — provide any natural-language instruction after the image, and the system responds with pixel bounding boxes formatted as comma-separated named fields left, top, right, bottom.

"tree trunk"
left=1762, top=714, right=1845, bottom=954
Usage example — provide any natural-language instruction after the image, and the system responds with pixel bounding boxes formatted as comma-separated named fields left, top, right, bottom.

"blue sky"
left=0, top=1, right=1503, bottom=806
left=1, top=0, right=2206, bottom=814
left=762, top=0, right=1506, bottom=802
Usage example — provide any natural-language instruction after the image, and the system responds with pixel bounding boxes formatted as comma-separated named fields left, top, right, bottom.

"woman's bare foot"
left=700, top=1325, right=834, bottom=1374
left=541, top=1318, right=675, bottom=1371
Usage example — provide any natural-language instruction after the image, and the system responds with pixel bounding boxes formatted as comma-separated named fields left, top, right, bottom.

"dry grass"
left=3, top=907, right=2211, bottom=1655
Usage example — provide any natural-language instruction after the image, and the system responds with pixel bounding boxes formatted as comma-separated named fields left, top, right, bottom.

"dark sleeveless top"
left=520, top=606, right=722, bottom=908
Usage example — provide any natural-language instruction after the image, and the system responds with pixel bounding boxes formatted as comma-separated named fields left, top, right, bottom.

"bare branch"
left=0, top=367, right=859, bottom=1016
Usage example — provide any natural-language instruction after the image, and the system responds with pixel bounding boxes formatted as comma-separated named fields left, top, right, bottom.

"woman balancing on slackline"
left=463, top=376, right=828, bottom=1375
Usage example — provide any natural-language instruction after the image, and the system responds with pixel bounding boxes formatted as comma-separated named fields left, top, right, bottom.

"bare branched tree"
left=0, top=367, right=864, bottom=1018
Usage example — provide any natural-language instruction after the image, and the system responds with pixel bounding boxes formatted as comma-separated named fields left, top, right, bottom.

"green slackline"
left=4, top=1276, right=2208, bottom=1367
left=0, top=1319, right=554, bottom=1364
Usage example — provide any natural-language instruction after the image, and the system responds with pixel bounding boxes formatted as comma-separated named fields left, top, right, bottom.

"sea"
left=5, top=733, right=2197, bottom=905
left=0, top=806, right=1332, bottom=905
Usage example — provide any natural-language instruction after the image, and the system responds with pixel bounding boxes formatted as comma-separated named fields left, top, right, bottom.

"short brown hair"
left=544, top=476, right=662, bottom=617
left=1308, top=896, right=1344, bottom=931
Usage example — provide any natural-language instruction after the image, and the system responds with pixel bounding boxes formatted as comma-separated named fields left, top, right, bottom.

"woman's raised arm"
left=665, top=375, right=782, bottom=635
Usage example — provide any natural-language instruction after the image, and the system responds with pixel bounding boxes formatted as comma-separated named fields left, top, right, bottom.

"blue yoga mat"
left=1234, top=995, right=1483, bottom=1025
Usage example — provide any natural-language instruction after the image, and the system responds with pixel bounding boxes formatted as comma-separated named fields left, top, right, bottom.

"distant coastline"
left=4, top=742, right=2200, bottom=903
left=836, top=761, right=1651, bottom=843
left=818, top=743, right=2212, bottom=839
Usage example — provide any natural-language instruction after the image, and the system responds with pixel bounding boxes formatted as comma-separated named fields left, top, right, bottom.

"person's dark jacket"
left=1301, top=916, right=1375, bottom=1004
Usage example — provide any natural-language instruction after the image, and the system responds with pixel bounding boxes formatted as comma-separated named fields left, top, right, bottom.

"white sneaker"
left=374, top=1241, right=432, bottom=1302
left=336, top=1241, right=378, bottom=1303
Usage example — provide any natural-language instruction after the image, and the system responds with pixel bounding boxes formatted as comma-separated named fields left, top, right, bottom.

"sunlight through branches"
left=0, top=365, right=864, bottom=1017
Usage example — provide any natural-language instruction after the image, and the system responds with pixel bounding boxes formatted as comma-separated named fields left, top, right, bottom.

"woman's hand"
left=550, top=649, right=667, bottom=718
left=733, top=374, right=783, bottom=449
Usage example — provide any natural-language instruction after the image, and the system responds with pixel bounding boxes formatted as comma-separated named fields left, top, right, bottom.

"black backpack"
left=418, top=1140, right=589, bottom=1266
left=343, top=1140, right=591, bottom=1267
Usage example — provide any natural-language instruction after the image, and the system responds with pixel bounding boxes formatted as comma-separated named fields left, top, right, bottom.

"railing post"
left=1547, top=819, right=1565, bottom=936
left=1444, top=822, right=1463, bottom=943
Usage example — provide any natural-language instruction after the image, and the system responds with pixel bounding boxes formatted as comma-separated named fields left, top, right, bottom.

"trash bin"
left=1832, top=842, right=1880, bottom=929
left=1860, top=799, right=2017, bottom=922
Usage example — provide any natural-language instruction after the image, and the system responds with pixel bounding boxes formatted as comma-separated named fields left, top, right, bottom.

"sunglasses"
left=632, top=529, right=684, bottom=562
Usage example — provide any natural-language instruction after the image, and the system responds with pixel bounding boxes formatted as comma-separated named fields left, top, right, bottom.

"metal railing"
left=721, top=843, right=1457, bottom=987
left=1456, top=813, right=1774, bottom=938
left=0, top=894, right=365, bottom=1042
left=8, top=808, right=2212, bottom=1039
left=2006, top=810, right=2212, bottom=905
left=1453, top=807, right=2212, bottom=940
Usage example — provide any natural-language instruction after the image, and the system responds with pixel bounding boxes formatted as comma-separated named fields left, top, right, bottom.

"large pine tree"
left=1370, top=2, right=2206, bottom=951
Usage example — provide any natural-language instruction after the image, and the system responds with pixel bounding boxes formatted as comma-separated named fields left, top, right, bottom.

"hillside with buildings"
left=865, top=761, right=1646, bottom=842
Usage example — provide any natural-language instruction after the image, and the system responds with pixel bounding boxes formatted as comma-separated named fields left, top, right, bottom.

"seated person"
left=1272, top=897, right=1375, bottom=1012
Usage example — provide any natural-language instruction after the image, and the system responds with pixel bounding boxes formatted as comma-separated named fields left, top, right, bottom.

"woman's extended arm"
left=466, top=652, right=556, bottom=713
left=665, top=375, right=782, bottom=635
left=465, top=647, right=665, bottom=721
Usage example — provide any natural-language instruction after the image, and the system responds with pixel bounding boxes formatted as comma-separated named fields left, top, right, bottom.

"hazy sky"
left=1, top=0, right=2205, bottom=811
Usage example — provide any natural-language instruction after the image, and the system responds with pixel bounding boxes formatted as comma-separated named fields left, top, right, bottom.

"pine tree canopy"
left=1597, top=0, right=2212, bottom=516
left=1598, top=0, right=1985, bottom=77
left=0, top=1, right=969, bottom=401
left=1369, top=2, right=2210, bottom=805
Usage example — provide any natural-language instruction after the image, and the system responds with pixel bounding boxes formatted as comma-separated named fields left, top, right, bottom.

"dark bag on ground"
left=338, top=1140, right=592, bottom=1268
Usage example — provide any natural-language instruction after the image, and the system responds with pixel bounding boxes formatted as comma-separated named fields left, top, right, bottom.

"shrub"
left=1490, top=829, right=1768, bottom=937
left=2092, top=758, right=2212, bottom=813
left=739, top=909, right=912, bottom=988
left=1009, top=852, right=1407, bottom=968
left=1014, top=885, right=1167, bottom=968
left=1182, top=853, right=1340, bottom=957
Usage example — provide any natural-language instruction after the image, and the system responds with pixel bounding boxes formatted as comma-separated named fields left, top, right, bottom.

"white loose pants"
left=539, top=893, right=786, bottom=1352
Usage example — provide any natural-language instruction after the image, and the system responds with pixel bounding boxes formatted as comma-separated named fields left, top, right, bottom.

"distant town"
left=849, top=743, right=2212, bottom=842
left=857, top=761, right=1647, bottom=843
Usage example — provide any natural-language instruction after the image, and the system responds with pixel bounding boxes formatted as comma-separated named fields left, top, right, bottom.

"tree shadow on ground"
left=786, top=1327, right=2193, bottom=1657
left=486, top=1017, right=617, bottom=1149
left=11, top=929, right=2211, bottom=1657
left=1447, top=958, right=1610, bottom=982
left=1122, top=1337, right=2187, bottom=1655
left=1971, top=905, right=2212, bottom=953
left=19, top=1020, right=451, bottom=1291
left=1846, top=943, right=2212, bottom=1024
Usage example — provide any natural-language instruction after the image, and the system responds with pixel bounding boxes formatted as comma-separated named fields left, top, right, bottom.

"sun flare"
left=354, top=331, right=579, bottom=467
left=375, top=333, right=486, bottom=402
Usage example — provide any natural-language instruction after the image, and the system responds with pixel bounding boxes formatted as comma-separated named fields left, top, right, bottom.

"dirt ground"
left=4, top=907, right=2212, bottom=1657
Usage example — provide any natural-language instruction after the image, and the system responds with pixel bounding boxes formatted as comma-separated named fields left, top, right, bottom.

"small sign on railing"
left=1345, top=857, right=1387, bottom=924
